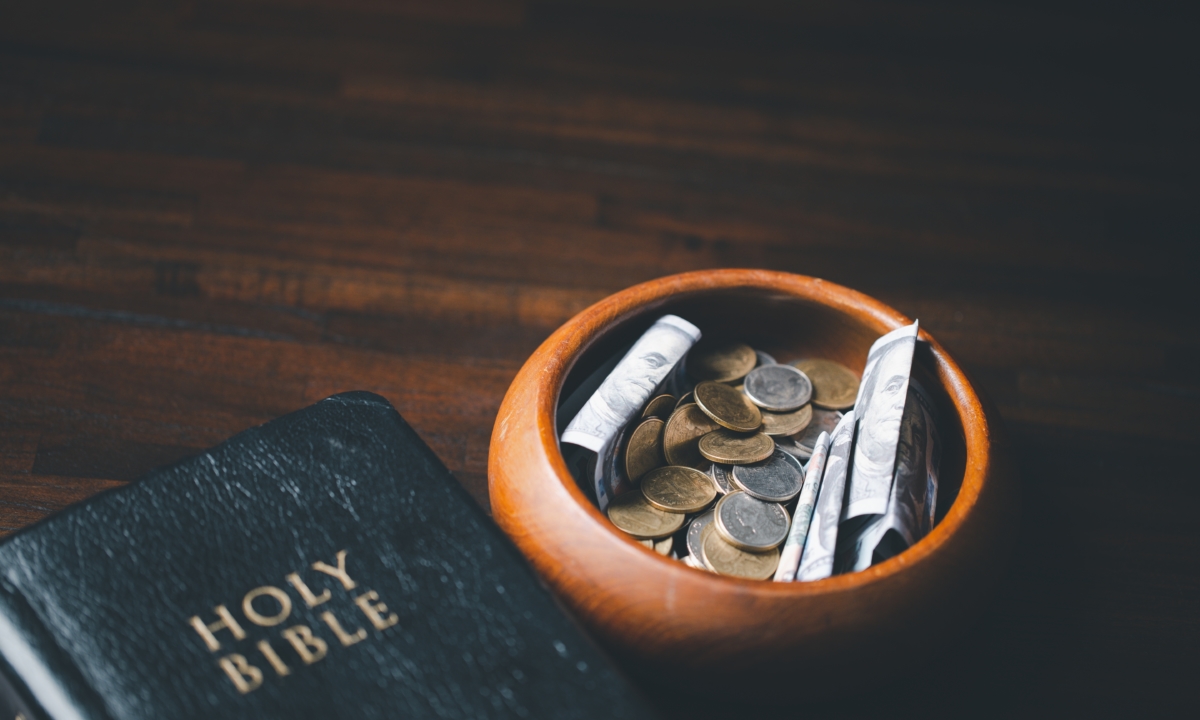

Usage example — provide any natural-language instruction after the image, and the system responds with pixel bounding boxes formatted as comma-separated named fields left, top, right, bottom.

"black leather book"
left=0, top=392, right=657, bottom=720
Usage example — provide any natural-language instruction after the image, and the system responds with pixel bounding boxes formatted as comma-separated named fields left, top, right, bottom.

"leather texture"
left=0, top=392, right=658, bottom=720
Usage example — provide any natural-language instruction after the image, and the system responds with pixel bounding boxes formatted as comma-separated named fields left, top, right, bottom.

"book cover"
left=0, top=392, right=657, bottom=720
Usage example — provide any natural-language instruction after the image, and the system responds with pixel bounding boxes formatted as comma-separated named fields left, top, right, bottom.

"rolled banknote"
left=558, top=348, right=627, bottom=504
left=562, top=315, right=701, bottom=453
left=556, top=342, right=628, bottom=437
left=594, top=422, right=634, bottom=511
left=795, top=410, right=855, bottom=581
left=844, top=381, right=940, bottom=571
left=773, top=431, right=828, bottom=582
left=842, top=321, right=919, bottom=521
left=564, top=312, right=700, bottom=508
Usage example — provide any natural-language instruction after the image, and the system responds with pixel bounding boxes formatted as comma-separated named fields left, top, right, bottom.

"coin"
left=775, top=409, right=842, bottom=460
left=607, top=491, right=685, bottom=539
left=623, top=417, right=665, bottom=483
left=641, top=394, right=677, bottom=420
left=760, top=403, right=813, bottom=437
left=596, top=336, right=874, bottom=581
left=688, top=341, right=757, bottom=383
left=694, top=381, right=762, bottom=432
left=638, top=535, right=676, bottom=556
left=789, top=359, right=859, bottom=410
left=639, top=536, right=674, bottom=556
left=731, top=449, right=805, bottom=503
left=698, top=524, right=719, bottom=572
left=662, top=403, right=721, bottom=467
left=686, top=509, right=716, bottom=560
left=698, top=429, right=775, bottom=465
left=641, top=466, right=718, bottom=514
left=706, top=463, right=737, bottom=494
left=702, top=524, right=780, bottom=580
left=743, top=364, right=813, bottom=411
left=713, top=491, right=790, bottom=551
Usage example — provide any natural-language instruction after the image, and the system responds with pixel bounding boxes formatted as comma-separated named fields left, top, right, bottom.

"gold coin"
left=641, top=466, right=717, bottom=514
left=760, top=404, right=813, bottom=437
left=624, top=417, right=665, bottom=483
left=662, top=403, right=721, bottom=467
left=694, top=381, right=762, bottom=432
left=688, top=341, right=757, bottom=383
left=674, top=391, right=694, bottom=410
left=790, top=359, right=859, bottom=410
left=702, top=526, right=780, bottom=580
left=607, top=491, right=685, bottom=539
left=698, top=429, right=775, bottom=464
left=641, top=394, right=677, bottom=420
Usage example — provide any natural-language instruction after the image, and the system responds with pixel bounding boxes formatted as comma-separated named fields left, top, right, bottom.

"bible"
left=0, top=392, right=657, bottom=720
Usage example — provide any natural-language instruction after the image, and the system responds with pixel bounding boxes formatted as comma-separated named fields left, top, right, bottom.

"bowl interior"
left=555, top=286, right=966, bottom=530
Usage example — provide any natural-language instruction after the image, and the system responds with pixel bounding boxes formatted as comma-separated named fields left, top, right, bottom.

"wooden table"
left=2, top=1, right=1195, bottom=716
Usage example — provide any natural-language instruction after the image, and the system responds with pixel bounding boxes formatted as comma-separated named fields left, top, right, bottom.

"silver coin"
left=775, top=409, right=843, bottom=460
left=731, top=449, right=805, bottom=503
left=686, top=509, right=716, bottom=560
left=706, top=463, right=737, bottom=494
left=713, top=491, right=790, bottom=551
left=755, top=350, right=777, bottom=366
left=743, top=364, right=813, bottom=411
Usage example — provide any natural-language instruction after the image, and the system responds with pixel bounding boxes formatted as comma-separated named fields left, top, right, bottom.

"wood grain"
left=1, top=1, right=1196, bottom=717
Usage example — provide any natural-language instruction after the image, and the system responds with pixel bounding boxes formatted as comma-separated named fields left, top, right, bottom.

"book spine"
left=0, top=580, right=110, bottom=720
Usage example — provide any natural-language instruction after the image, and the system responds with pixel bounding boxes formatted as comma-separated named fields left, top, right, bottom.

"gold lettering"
left=256, top=639, right=291, bottom=676
left=218, top=653, right=263, bottom=694
left=242, top=586, right=292, bottom=627
left=354, top=590, right=399, bottom=631
left=281, top=624, right=328, bottom=665
left=321, top=611, right=367, bottom=647
left=286, top=572, right=331, bottom=608
left=311, top=549, right=356, bottom=591
left=189, top=605, right=246, bottom=652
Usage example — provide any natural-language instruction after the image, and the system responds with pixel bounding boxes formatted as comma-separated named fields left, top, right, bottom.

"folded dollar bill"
left=794, top=410, right=855, bottom=581
left=843, top=321, right=919, bottom=522
left=841, top=381, right=940, bottom=571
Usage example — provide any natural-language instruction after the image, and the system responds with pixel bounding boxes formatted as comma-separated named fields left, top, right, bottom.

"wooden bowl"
left=488, top=270, right=1017, bottom=697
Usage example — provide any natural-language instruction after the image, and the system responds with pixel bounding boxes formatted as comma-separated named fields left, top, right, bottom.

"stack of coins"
left=605, top=341, right=860, bottom=580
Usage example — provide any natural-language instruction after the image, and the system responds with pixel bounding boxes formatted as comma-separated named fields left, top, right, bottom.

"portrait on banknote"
left=844, top=323, right=918, bottom=520
left=562, top=315, right=700, bottom=452
left=854, top=337, right=913, bottom=484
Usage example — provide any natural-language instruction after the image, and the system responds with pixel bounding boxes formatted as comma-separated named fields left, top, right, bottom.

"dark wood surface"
left=1, top=1, right=1195, bottom=717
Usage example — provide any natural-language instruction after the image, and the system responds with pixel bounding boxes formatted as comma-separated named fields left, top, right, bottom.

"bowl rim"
left=499, top=268, right=992, bottom=596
